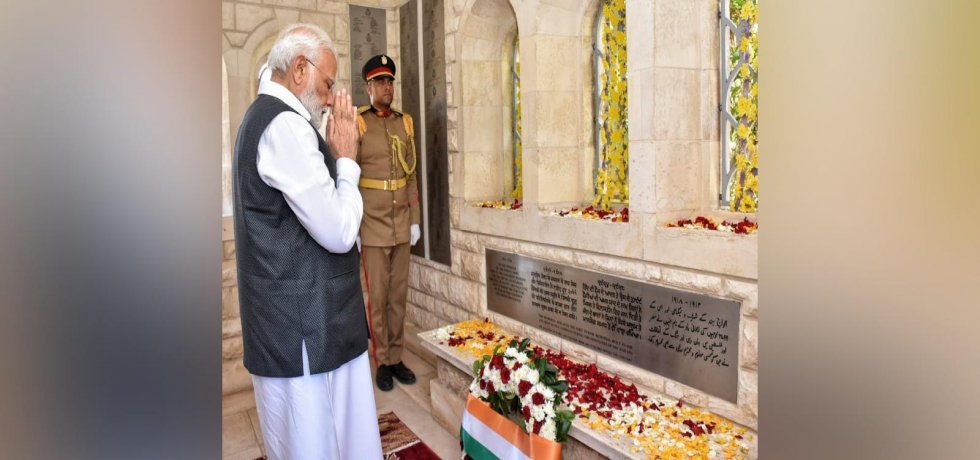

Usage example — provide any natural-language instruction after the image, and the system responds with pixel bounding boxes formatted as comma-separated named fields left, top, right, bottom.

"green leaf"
left=472, top=360, right=482, bottom=376
left=548, top=381, right=569, bottom=393
left=519, top=337, right=531, bottom=352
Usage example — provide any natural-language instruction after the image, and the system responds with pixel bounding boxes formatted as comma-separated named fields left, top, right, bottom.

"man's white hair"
left=267, top=23, right=338, bottom=75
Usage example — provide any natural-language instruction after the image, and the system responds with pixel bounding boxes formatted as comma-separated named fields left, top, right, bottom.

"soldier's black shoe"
left=376, top=365, right=394, bottom=391
left=390, top=361, right=416, bottom=384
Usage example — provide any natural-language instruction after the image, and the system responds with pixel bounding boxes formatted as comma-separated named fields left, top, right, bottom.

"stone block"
left=458, top=249, right=485, bottom=283
left=534, top=36, right=578, bottom=92
left=223, top=240, right=236, bottom=261
left=644, top=264, right=662, bottom=281
left=652, top=68, right=701, bottom=140
left=264, top=0, right=316, bottom=10
left=223, top=336, right=244, bottom=360
left=740, top=317, right=758, bottom=370
left=235, top=4, right=275, bottom=33
left=647, top=227, right=758, bottom=279
left=654, top=0, right=700, bottom=69
left=701, top=70, right=720, bottom=141
left=334, top=14, right=349, bottom=43
left=447, top=275, right=480, bottom=312
left=487, top=312, right=525, bottom=335
left=274, top=8, right=301, bottom=29
left=298, top=11, right=335, bottom=36
left=222, top=359, right=252, bottom=395
left=225, top=31, right=248, bottom=48
left=405, top=322, right=438, bottom=366
left=661, top=268, right=722, bottom=294
left=537, top=148, right=581, bottom=203
left=701, top=0, right=721, bottom=70
left=573, top=252, right=646, bottom=281
left=222, top=318, right=243, bottom=339
left=708, top=395, right=757, bottom=431
left=222, top=2, right=235, bottom=30
left=625, top=0, right=654, bottom=70
left=628, top=140, right=656, bottom=212
left=462, top=60, right=502, bottom=107
left=704, top=141, right=721, bottom=209
left=479, top=235, right=520, bottom=253
left=317, top=0, right=347, bottom=14
left=461, top=107, right=502, bottom=152
left=726, top=279, right=758, bottom=317
left=517, top=242, right=575, bottom=264
left=596, top=353, right=666, bottom=393
left=665, top=379, right=708, bottom=407
left=222, top=286, right=240, bottom=319
left=654, top=141, right=702, bottom=212
left=561, top=340, right=597, bottom=364
left=562, top=436, right=607, bottom=460
left=524, top=325, right=562, bottom=351
left=440, top=302, right=477, bottom=325
left=222, top=411, right=258, bottom=457
left=452, top=230, right=482, bottom=253
left=222, top=259, right=237, bottom=287
left=430, top=379, right=465, bottom=437
left=739, top=368, right=758, bottom=421
left=463, top=151, right=503, bottom=199
left=408, top=288, right=436, bottom=313
left=438, top=358, right=474, bottom=398
left=533, top=4, right=578, bottom=37
left=533, top=91, right=579, bottom=148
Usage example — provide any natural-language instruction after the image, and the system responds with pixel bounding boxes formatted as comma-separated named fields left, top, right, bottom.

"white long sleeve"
left=255, top=82, right=363, bottom=253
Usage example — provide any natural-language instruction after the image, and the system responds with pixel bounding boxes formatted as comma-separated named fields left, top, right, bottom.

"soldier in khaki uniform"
left=356, top=54, right=421, bottom=391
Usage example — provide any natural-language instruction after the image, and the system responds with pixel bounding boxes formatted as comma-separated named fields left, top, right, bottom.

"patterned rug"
left=378, top=412, right=442, bottom=460
left=253, top=412, right=440, bottom=460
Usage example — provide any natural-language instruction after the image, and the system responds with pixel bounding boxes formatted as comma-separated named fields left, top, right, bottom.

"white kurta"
left=250, top=80, right=382, bottom=460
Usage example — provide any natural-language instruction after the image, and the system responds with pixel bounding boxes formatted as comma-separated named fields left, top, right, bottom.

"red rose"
left=533, top=420, right=542, bottom=434
left=522, top=406, right=531, bottom=422
left=518, top=380, right=533, bottom=397
left=500, top=368, right=511, bottom=385
left=532, top=393, right=545, bottom=406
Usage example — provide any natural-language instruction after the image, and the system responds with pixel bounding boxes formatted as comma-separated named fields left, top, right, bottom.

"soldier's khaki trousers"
left=361, top=243, right=410, bottom=367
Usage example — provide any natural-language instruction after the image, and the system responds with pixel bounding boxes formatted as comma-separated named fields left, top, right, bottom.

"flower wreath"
left=468, top=338, right=576, bottom=442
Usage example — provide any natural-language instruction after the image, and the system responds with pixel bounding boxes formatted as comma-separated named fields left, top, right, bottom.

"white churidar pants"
left=251, top=343, right=382, bottom=460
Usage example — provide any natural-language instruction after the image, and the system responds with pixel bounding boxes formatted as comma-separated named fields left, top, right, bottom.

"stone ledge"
left=418, top=331, right=644, bottom=460
left=419, top=326, right=759, bottom=459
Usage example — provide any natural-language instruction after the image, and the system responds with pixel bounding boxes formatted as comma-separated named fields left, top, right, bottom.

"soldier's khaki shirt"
left=356, top=108, right=420, bottom=247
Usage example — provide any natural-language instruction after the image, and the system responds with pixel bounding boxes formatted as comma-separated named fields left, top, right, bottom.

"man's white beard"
left=300, top=79, right=327, bottom=131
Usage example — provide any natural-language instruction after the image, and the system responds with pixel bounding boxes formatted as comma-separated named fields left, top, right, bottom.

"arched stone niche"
left=457, top=0, right=519, bottom=202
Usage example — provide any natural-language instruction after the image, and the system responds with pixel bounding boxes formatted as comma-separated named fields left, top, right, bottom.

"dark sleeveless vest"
left=232, top=94, right=367, bottom=377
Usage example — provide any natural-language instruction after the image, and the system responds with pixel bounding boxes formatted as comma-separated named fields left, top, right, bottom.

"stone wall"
left=221, top=216, right=250, bottom=396
left=222, top=0, right=405, bottom=181
left=402, top=0, right=760, bottom=433
left=220, top=0, right=759, bottom=434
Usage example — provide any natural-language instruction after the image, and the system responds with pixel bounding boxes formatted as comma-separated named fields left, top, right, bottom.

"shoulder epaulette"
left=356, top=111, right=367, bottom=137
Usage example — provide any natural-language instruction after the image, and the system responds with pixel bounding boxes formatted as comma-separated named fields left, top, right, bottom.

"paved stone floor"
left=221, top=349, right=461, bottom=459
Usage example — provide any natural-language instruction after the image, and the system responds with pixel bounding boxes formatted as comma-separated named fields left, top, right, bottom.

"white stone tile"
left=235, top=4, right=275, bottom=33
left=222, top=2, right=235, bottom=30
left=652, top=68, right=701, bottom=140
left=653, top=141, right=701, bottom=212
left=625, top=0, right=654, bottom=70
left=222, top=412, right=257, bottom=457
left=298, top=11, right=335, bottom=36
left=654, top=0, right=700, bottom=69
left=264, top=0, right=316, bottom=10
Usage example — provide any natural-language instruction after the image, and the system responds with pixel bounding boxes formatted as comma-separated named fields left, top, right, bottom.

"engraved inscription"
left=485, top=249, right=741, bottom=402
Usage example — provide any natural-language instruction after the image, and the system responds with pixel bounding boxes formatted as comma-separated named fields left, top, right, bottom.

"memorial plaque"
left=421, top=0, right=451, bottom=265
left=349, top=5, right=388, bottom=108
left=400, top=0, right=425, bottom=259
left=486, top=249, right=741, bottom=403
